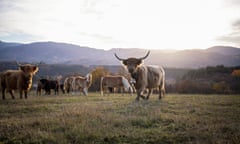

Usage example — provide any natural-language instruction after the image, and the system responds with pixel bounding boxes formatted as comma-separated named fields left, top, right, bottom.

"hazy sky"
left=0, top=0, right=240, bottom=50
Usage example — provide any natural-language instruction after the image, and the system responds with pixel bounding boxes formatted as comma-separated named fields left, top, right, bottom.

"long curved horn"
left=114, top=53, right=125, bottom=61
left=139, top=51, right=150, bottom=60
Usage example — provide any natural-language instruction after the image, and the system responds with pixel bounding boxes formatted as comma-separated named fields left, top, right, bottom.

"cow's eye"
left=123, top=60, right=127, bottom=65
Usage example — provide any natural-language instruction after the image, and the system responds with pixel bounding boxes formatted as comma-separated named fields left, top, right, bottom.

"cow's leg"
left=61, top=85, right=65, bottom=94
left=112, top=87, right=115, bottom=95
left=136, top=91, right=141, bottom=101
left=158, top=86, right=165, bottom=99
left=67, top=88, right=70, bottom=94
left=24, top=91, right=28, bottom=99
left=83, top=88, right=88, bottom=96
left=102, top=87, right=108, bottom=96
left=57, top=86, right=59, bottom=95
left=2, top=87, right=6, bottom=100
left=19, top=90, right=23, bottom=99
left=44, top=89, right=47, bottom=95
left=146, top=89, right=153, bottom=100
left=129, top=87, right=133, bottom=96
left=135, top=84, right=144, bottom=101
left=136, top=89, right=146, bottom=101
left=100, top=87, right=104, bottom=96
left=8, top=90, right=15, bottom=99
left=121, top=87, right=126, bottom=96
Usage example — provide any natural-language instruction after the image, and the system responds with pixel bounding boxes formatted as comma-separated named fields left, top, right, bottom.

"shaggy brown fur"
left=0, top=64, right=38, bottom=99
left=115, top=51, right=165, bottom=101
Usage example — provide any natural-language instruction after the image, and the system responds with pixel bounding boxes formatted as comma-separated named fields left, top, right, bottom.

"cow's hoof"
left=143, top=97, right=147, bottom=100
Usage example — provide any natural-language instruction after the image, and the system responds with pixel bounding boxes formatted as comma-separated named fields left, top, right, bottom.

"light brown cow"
left=115, top=51, right=165, bottom=101
left=0, top=63, right=39, bottom=99
left=100, top=75, right=133, bottom=96
left=71, top=73, right=92, bottom=96
left=63, top=76, right=75, bottom=94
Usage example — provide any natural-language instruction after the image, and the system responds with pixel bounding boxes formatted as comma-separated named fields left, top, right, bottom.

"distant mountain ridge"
left=0, top=40, right=240, bottom=68
left=0, top=40, right=22, bottom=49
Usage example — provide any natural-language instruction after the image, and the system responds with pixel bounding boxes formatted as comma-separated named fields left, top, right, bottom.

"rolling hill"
left=0, top=41, right=240, bottom=68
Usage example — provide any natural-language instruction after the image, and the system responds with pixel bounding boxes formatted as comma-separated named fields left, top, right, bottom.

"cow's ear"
left=19, top=66, right=25, bottom=72
left=137, top=59, right=143, bottom=65
left=32, top=66, right=39, bottom=74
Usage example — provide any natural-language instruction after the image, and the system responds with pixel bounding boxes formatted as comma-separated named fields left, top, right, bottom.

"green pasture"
left=0, top=93, right=239, bottom=144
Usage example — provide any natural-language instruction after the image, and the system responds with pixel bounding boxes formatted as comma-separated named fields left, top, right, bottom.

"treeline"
left=167, top=65, right=240, bottom=94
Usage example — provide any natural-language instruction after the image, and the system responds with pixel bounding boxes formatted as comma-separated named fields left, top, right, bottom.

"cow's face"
left=19, top=64, right=38, bottom=78
left=122, top=58, right=143, bottom=74
left=115, top=51, right=150, bottom=75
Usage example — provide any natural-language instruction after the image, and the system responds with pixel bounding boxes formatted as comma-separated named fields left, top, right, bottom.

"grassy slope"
left=0, top=93, right=239, bottom=144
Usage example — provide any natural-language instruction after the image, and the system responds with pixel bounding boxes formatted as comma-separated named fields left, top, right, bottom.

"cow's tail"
left=100, top=77, right=104, bottom=96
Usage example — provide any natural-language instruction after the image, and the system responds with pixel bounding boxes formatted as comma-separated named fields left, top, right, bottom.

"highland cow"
left=1, top=63, right=39, bottom=99
left=115, top=51, right=165, bottom=101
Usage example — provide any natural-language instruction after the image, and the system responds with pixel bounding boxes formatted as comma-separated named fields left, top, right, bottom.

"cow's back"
left=102, top=76, right=123, bottom=87
left=74, top=76, right=86, bottom=88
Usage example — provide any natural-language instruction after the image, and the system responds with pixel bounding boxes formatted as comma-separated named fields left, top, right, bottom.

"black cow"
left=39, top=79, right=59, bottom=95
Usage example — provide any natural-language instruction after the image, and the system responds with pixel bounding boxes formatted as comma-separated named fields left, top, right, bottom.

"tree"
left=117, top=67, right=131, bottom=80
left=89, top=67, right=111, bottom=92
left=212, top=81, right=232, bottom=94
left=232, top=69, right=240, bottom=77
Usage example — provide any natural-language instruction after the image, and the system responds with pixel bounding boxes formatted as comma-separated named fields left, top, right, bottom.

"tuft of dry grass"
left=0, top=92, right=239, bottom=143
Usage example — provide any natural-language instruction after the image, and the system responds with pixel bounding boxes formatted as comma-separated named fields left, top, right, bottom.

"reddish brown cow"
left=0, top=63, right=39, bottom=99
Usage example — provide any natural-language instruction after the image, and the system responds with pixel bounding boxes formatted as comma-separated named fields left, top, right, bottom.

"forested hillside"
left=171, top=65, right=240, bottom=94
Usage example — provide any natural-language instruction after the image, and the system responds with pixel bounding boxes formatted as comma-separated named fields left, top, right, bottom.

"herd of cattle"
left=0, top=51, right=165, bottom=101
left=36, top=73, right=93, bottom=96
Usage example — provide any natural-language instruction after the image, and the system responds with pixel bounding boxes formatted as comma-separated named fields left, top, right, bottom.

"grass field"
left=0, top=92, right=239, bottom=144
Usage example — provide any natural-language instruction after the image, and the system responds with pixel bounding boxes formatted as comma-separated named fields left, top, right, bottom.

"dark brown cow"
left=0, top=63, right=39, bottom=99
left=38, top=79, right=59, bottom=95
left=115, top=51, right=165, bottom=101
